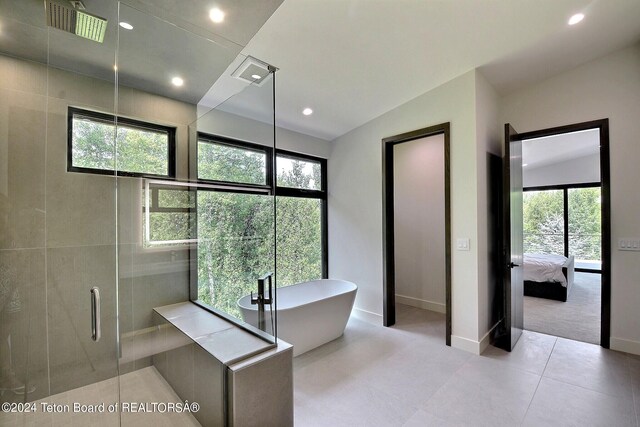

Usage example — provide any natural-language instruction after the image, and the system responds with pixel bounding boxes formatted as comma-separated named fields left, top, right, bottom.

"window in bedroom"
left=523, top=189, right=565, bottom=255
left=68, top=107, right=176, bottom=178
left=523, top=184, right=601, bottom=272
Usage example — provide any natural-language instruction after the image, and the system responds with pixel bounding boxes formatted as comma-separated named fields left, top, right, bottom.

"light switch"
left=456, top=238, right=470, bottom=251
left=618, top=238, right=640, bottom=251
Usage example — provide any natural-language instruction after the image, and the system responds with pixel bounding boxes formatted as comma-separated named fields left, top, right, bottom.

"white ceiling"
left=522, top=129, right=600, bottom=170
left=240, top=0, right=640, bottom=141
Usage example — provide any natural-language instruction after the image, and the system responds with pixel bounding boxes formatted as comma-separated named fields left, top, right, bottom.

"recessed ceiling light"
left=302, top=108, right=313, bottom=116
left=568, top=13, right=584, bottom=25
left=171, top=77, right=184, bottom=87
left=251, top=74, right=262, bottom=80
left=209, top=8, right=225, bottom=23
left=119, top=22, right=133, bottom=30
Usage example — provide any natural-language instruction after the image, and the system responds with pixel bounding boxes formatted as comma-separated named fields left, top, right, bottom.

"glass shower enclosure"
left=0, top=1, right=281, bottom=425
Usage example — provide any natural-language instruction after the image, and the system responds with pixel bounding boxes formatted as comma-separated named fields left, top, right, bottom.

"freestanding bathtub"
left=237, top=279, right=357, bottom=356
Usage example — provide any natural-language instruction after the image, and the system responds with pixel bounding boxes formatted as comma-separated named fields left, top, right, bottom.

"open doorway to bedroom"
left=520, top=125, right=608, bottom=345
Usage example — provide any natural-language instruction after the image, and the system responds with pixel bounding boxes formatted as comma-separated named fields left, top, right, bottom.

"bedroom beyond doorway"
left=520, top=125, right=605, bottom=345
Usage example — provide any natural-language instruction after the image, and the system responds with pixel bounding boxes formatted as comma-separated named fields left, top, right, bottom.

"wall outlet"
left=618, top=238, right=640, bottom=251
left=456, top=238, right=470, bottom=251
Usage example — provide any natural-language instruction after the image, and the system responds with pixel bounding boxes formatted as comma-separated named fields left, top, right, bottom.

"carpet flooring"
left=524, top=272, right=601, bottom=344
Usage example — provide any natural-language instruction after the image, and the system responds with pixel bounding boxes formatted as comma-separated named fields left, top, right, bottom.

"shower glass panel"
left=189, top=56, right=278, bottom=342
left=1, top=0, right=120, bottom=424
left=115, top=3, right=277, bottom=425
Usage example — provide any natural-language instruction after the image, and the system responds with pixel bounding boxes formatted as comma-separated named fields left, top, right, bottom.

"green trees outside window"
left=69, top=108, right=174, bottom=177
left=196, top=137, right=326, bottom=319
left=523, top=186, right=601, bottom=266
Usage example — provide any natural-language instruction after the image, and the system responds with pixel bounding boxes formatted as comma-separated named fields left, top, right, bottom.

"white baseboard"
left=395, top=294, right=446, bottom=313
left=451, top=322, right=500, bottom=355
left=451, top=335, right=481, bottom=354
left=610, top=337, right=640, bottom=356
left=351, top=307, right=383, bottom=325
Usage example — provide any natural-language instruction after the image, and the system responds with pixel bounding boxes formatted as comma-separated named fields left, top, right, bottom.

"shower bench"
left=145, top=302, right=293, bottom=426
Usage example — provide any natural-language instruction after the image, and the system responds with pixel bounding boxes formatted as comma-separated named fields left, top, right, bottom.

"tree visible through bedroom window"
left=523, top=189, right=564, bottom=254
left=523, top=186, right=601, bottom=270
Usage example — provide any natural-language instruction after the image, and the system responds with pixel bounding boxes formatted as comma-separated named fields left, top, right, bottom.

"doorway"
left=382, top=123, right=451, bottom=346
left=501, top=119, right=610, bottom=350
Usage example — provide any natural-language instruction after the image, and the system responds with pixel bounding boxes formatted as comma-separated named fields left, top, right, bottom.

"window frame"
left=192, top=133, right=329, bottom=294
left=523, top=181, right=601, bottom=273
left=274, top=148, right=328, bottom=278
left=67, top=106, right=177, bottom=178
left=196, top=132, right=273, bottom=192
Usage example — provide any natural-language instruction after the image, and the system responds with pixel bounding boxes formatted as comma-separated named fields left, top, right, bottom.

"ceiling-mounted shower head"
left=46, top=1, right=107, bottom=43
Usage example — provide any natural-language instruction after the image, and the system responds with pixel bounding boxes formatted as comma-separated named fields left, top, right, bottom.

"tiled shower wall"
left=0, top=53, right=195, bottom=402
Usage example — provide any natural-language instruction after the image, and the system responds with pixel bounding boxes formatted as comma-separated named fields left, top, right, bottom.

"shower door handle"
left=90, top=287, right=101, bottom=342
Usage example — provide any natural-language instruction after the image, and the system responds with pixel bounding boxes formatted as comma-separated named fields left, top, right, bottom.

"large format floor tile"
left=522, top=377, right=637, bottom=427
left=294, top=304, right=640, bottom=427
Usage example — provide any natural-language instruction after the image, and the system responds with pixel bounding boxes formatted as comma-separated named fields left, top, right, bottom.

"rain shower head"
left=46, top=1, right=107, bottom=43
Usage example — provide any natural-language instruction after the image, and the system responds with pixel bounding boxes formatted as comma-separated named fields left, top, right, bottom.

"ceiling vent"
left=46, top=1, right=107, bottom=43
left=231, top=56, right=274, bottom=86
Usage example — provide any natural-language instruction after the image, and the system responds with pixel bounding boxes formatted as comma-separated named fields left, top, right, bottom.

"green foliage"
left=198, top=142, right=266, bottom=185
left=72, top=118, right=168, bottom=175
left=523, top=190, right=564, bottom=254
left=195, top=153, right=323, bottom=320
left=568, top=188, right=601, bottom=260
left=523, top=188, right=601, bottom=261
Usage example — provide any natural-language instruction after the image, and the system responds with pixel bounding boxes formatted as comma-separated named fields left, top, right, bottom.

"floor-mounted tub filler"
left=238, top=279, right=357, bottom=356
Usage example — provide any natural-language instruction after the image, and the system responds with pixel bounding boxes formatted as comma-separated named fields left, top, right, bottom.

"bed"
left=523, top=253, right=575, bottom=302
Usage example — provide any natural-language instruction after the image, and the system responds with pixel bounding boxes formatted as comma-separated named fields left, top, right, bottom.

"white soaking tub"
left=237, top=279, right=357, bottom=357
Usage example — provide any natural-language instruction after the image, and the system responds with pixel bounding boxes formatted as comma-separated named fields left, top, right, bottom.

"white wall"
left=500, top=43, right=640, bottom=355
left=393, top=134, right=445, bottom=312
left=329, top=70, right=483, bottom=349
left=523, top=153, right=600, bottom=187
left=475, top=71, right=502, bottom=341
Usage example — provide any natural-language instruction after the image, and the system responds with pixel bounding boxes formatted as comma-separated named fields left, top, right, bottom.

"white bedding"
left=523, top=253, right=568, bottom=287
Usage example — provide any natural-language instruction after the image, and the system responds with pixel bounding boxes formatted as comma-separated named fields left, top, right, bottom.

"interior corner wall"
left=328, top=70, right=481, bottom=348
left=474, top=70, right=502, bottom=344
left=499, top=43, right=640, bottom=355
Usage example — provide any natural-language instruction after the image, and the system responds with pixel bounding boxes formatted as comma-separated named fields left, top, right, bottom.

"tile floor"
left=294, top=304, right=640, bottom=427
left=0, top=366, right=200, bottom=426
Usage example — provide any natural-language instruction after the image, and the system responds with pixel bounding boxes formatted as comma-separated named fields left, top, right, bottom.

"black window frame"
left=274, top=148, right=328, bottom=279
left=197, top=133, right=273, bottom=193
left=67, top=106, right=177, bottom=179
left=523, top=181, right=602, bottom=273
left=194, top=132, right=328, bottom=280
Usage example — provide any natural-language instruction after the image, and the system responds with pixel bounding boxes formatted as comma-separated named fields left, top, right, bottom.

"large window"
left=195, top=135, right=327, bottom=318
left=523, top=184, right=601, bottom=272
left=523, top=189, right=565, bottom=255
left=68, top=107, right=176, bottom=178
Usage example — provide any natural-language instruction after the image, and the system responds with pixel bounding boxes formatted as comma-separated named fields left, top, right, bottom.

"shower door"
left=0, top=0, right=121, bottom=424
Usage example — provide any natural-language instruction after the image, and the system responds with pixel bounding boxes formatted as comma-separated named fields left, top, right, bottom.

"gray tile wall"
left=0, top=53, right=195, bottom=402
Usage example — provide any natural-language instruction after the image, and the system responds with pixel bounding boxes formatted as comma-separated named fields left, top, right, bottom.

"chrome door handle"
left=90, top=287, right=101, bottom=342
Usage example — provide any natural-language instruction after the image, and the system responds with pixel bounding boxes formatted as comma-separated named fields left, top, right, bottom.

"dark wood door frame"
left=516, top=118, right=611, bottom=348
left=382, top=122, right=452, bottom=346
